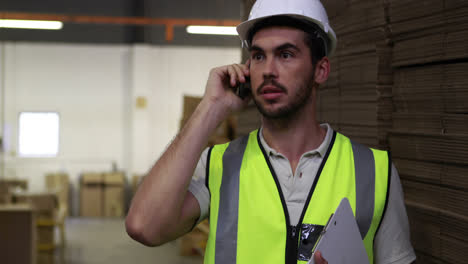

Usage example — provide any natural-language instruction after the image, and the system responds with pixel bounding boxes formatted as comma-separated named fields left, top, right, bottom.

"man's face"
left=249, top=26, right=316, bottom=119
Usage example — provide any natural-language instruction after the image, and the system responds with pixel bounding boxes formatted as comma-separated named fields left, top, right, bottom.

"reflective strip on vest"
left=215, top=136, right=249, bottom=264
left=351, top=140, right=375, bottom=239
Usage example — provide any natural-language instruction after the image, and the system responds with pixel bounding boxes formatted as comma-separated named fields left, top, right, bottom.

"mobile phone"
left=236, top=76, right=251, bottom=99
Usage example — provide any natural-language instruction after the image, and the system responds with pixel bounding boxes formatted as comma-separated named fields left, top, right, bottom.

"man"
left=126, top=0, right=416, bottom=263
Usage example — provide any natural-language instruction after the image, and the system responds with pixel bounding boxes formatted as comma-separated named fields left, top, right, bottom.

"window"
left=18, top=112, right=59, bottom=157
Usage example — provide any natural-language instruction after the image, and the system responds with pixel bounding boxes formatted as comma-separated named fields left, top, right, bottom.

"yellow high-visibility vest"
left=204, top=130, right=390, bottom=264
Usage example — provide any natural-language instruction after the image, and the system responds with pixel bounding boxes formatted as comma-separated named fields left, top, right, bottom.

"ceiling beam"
left=0, top=12, right=241, bottom=41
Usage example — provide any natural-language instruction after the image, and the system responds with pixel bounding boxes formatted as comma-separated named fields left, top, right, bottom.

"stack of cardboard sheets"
left=237, top=0, right=468, bottom=260
left=389, top=0, right=468, bottom=67
left=319, top=0, right=393, bottom=149
left=387, top=0, right=468, bottom=262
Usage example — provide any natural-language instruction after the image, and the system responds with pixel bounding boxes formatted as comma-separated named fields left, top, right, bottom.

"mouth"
left=258, top=82, right=286, bottom=100
left=261, top=86, right=284, bottom=94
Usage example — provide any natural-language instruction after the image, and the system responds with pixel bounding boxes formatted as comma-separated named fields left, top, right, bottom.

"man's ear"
left=314, top=57, right=330, bottom=84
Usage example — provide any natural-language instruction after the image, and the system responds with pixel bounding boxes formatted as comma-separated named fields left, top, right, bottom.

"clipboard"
left=307, top=198, right=369, bottom=264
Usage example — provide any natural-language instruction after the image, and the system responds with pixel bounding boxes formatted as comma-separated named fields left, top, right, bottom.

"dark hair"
left=247, top=15, right=328, bottom=65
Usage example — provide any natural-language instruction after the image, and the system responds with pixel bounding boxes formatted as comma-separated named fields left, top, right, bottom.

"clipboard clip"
left=311, top=213, right=334, bottom=254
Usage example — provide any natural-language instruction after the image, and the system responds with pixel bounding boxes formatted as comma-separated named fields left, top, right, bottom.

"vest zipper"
left=286, top=224, right=300, bottom=264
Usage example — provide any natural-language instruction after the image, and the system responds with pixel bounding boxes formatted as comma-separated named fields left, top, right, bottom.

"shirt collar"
left=259, top=123, right=334, bottom=158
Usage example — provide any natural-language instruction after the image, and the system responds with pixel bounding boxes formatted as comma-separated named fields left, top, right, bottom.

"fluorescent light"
left=0, top=19, right=63, bottom=30
left=186, top=25, right=237, bottom=36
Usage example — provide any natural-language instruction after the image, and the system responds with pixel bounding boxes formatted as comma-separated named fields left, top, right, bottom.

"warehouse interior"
left=1, top=0, right=467, bottom=264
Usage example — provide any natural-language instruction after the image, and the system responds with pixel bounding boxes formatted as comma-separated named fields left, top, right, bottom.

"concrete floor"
left=58, top=218, right=203, bottom=264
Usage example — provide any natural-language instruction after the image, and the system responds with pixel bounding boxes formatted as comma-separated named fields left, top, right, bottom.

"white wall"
left=0, top=41, right=240, bottom=215
left=130, top=45, right=241, bottom=174
left=0, top=43, right=5, bottom=177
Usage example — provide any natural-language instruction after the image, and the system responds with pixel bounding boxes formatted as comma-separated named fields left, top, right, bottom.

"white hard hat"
left=236, top=0, right=337, bottom=57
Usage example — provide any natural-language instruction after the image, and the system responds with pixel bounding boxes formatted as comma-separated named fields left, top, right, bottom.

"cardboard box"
left=14, top=192, right=58, bottom=220
left=80, top=185, right=102, bottom=217
left=82, top=173, right=102, bottom=185
left=181, top=95, right=202, bottom=123
left=37, top=225, right=55, bottom=245
left=80, top=173, right=103, bottom=217
left=103, top=186, right=124, bottom=217
left=0, top=204, right=36, bottom=264
left=0, top=178, right=28, bottom=191
left=180, top=95, right=238, bottom=145
left=45, top=173, right=69, bottom=216
left=102, top=172, right=125, bottom=218
left=37, top=249, right=55, bottom=264
left=180, top=220, right=209, bottom=257
left=80, top=172, right=128, bottom=218
left=103, top=172, right=125, bottom=186
left=0, top=182, right=11, bottom=204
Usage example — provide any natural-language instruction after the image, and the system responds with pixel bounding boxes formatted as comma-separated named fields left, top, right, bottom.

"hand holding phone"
left=236, top=76, right=251, bottom=99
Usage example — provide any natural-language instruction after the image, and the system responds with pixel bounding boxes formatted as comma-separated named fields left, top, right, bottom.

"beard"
left=253, top=76, right=314, bottom=119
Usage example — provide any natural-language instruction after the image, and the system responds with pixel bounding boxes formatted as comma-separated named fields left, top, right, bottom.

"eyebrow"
left=249, top=43, right=300, bottom=53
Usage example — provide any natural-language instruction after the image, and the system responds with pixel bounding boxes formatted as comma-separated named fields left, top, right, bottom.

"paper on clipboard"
left=307, top=198, right=369, bottom=264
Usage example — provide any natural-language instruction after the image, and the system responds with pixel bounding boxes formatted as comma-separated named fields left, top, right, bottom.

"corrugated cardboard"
left=406, top=201, right=468, bottom=263
left=406, top=202, right=441, bottom=259
left=180, top=220, right=209, bottom=257
left=403, top=180, right=468, bottom=219
left=102, top=172, right=125, bottom=218
left=0, top=182, right=11, bottom=204
left=311, top=1, right=468, bottom=264
left=80, top=172, right=128, bottom=218
left=181, top=95, right=238, bottom=146
left=394, top=158, right=468, bottom=190
left=80, top=173, right=103, bottom=217
left=80, top=184, right=102, bottom=217
left=390, top=3, right=468, bottom=66
left=393, top=63, right=468, bottom=114
left=389, top=132, right=468, bottom=165
left=14, top=192, right=58, bottom=220
left=81, top=173, right=102, bottom=185
left=45, top=173, right=69, bottom=216
left=37, top=225, right=55, bottom=245
left=0, top=204, right=36, bottom=264
left=315, top=28, right=393, bottom=150
left=330, top=0, right=386, bottom=36
left=103, top=172, right=125, bottom=186
left=388, top=5, right=468, bottom=262
left=181, top=96, right=202, bottom=122
left=37, top=249, right=55, bottom=264
left=0, top=178, right=28, bottom=191
left=103, top=186, right=124, bottom=217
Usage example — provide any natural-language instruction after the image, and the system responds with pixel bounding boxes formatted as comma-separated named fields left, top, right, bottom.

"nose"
left=262, top=57, right=278, bottom=79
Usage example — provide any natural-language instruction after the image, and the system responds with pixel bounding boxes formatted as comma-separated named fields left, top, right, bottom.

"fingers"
left=204, top=62, right=252, bottom=108
left=226, top=63, right=249, bottom=87
left=313, top=251, right=328, bottom=264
